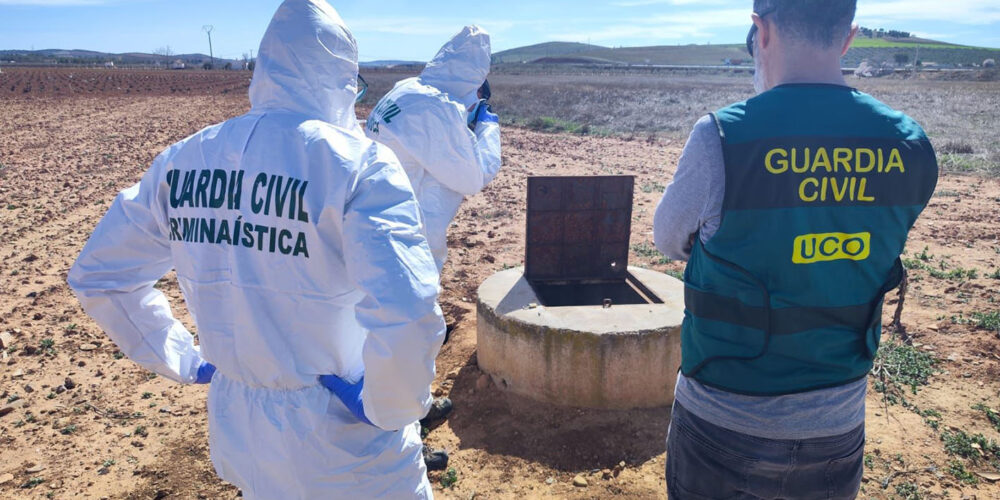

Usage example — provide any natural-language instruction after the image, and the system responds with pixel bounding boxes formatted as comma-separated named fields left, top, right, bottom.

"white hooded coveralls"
left=365, top=26, right=502, bottom=271
left=67, top=1, right=445, bottom=498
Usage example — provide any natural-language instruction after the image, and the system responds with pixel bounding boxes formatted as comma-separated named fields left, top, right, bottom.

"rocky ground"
left=0, top=71, right=999, bottom=499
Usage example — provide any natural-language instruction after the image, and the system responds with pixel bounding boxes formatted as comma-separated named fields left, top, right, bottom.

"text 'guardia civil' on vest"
left=765, top=147, right=905, bottom=203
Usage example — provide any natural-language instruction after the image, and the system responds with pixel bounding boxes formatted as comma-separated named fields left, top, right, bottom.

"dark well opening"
left=524, top=175, right=665, bottom=307
left=530, top=271, right=663, bottom=307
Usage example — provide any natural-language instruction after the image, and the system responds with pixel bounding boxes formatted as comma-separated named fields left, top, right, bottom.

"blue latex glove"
left=319, top=375, right=375, bottom=426
left=195, top=362, right=216, bottom=384
left=468, top=99, right=498, bottom=130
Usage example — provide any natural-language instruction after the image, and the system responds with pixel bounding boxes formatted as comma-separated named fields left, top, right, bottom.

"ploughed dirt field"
left=1, top=68, right=999, bottom=499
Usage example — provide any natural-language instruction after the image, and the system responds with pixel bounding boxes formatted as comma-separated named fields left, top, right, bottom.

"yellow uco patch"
left=793, top=232, right=871, bottom=264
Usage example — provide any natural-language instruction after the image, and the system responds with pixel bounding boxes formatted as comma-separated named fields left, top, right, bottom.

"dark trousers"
left=666, top=401, right=864, bottom=500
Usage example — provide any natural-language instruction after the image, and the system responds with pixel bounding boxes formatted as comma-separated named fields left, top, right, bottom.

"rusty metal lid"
left=525, top=175, right=635, bottom=285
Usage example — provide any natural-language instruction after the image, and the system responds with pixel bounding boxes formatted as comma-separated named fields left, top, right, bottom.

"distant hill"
left=495, top=36, right=1000, bottom=68
left=0, top=49, right=241, bottom=68
left=0, top=49, right=421, bottom=70
left=493, top=42, right=608, bottom=64
left=359, top=60, right=424, bottom=68
left=845, top=36, right=1000, bottom=67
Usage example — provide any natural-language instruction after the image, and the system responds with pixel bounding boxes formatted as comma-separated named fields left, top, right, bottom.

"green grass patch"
left=939, top=153, right=1000, bottom=176
left=522, top=116, right=598, bottom=135
left=947, top=460, right=979, bottom=485
left=440, top=467, right=458, bottom=488
left=941, top=428, right=999, bottom=461
left=894, top=482, right=922, bottom=500
left=20, top=477, right=45, bottom=489
left=641, top=182, right=666, bottom=194
left=973, top=403, right=1000, bottom=433
left=631, top=243, right=660, bottom=259
left=928, top=267, right=977, bottom=281
left=664, top=269, right=684, bottom=280
left=971, top=311, right=1000, bottom=331
left=904, top=254, right=978, bottom=281
left=40, top=338, right=55, bottom=355
left=919, top=408, right=943, bottom=431
left=873, top=341, right=936, bottom=399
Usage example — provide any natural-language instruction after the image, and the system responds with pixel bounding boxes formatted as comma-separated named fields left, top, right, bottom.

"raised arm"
left=382, top=95, right=500, bottom=196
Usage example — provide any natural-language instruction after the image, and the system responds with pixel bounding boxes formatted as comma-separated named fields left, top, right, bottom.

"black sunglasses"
left=746, top=7, right=777, bottom=58
left=478, top=79, right=492, bottom=101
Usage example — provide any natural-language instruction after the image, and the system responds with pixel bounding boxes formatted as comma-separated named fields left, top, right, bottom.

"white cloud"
left=858, top=0, right=1000, bottom=25
left=910, top=31, right=956, bottom=40
left=641, top=9, right=750, bottom=27
left=346, top=18, right=460, bottom=37
left=612, top=0, right=731, bottom=6
left=612, top=0, right=1000, bottom=28
left=539, top=7, right=750, bottom=44
left=347, top=17, right=515, bottom=38
left=548, top=24, right=715, bottom=43
left=0, top=0, right=115, bottom=4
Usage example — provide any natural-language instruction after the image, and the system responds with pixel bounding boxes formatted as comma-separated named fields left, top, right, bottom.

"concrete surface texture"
left=476, top=267, right=684, bottom=409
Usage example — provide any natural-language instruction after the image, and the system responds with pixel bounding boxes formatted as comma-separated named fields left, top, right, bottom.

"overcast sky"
left=1, top=0, right=998, bottom=61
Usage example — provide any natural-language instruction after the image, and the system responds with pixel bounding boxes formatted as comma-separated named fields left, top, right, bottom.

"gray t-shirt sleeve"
left=653, top=114, right=725, bottom=261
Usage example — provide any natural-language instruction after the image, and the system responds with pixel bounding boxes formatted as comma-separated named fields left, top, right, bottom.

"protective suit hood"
left=250, top=0, right=359, bottom=128
left=366, top=26, right=502, bottom=270
left=420, top=25, right=491, bottom=99
left=70, top=4, right=445, bottom=497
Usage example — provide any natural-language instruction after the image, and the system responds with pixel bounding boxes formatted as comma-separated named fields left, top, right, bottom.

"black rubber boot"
left=420, top=397, right=453, bottom=427
left=423, top=445, right=449, bottom=471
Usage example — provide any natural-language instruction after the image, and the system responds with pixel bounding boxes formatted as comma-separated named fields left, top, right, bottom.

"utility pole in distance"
left=203, top=25, right=215, bottom=69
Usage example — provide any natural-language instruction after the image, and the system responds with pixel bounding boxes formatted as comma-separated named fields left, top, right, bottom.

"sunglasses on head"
left=356, top=74, right=369, bottom=103
left=746, top=7, right=777, bottom=58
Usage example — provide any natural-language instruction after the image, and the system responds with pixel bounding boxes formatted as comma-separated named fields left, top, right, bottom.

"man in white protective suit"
left=365, top=25, right=502, bottom=272
left=67, top=1, right=446, bottom=498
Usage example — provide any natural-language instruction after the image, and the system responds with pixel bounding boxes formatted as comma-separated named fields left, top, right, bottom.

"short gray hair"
left=753, top=0, right=857, bottom=49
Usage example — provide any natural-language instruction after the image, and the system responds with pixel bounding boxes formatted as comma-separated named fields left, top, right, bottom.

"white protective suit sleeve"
left=380, top=25, right=501, bottom=196
left=67, top=153, right=203, bottom=384
left=343, top=147, right=447, bottom=431
left=473, top=119, right=502, bottom=186
left=388, top=95, right=501, bottom=196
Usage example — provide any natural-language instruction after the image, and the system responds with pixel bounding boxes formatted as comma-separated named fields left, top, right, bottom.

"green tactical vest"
left=681, top=84, right=939, bottom=396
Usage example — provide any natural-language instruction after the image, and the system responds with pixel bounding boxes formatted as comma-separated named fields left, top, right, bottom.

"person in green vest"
left=653, top=0, right=938, bottom=498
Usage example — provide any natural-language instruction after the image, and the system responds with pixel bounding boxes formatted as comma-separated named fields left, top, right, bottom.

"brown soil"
left=1, top=70, right=999, bottom=499
left=0, top=68, right=252, bottom=98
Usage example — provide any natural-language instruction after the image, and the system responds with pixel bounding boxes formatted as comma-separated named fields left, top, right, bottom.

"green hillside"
left=576, top=44, right=749, bottom=66
left=496, top=43, right=749, bottom=66
left=850, top=36, right=960, bottom=49
left=493, top=42, right=608, bottom=63
left=495, top=37, right=1000, bottom=68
